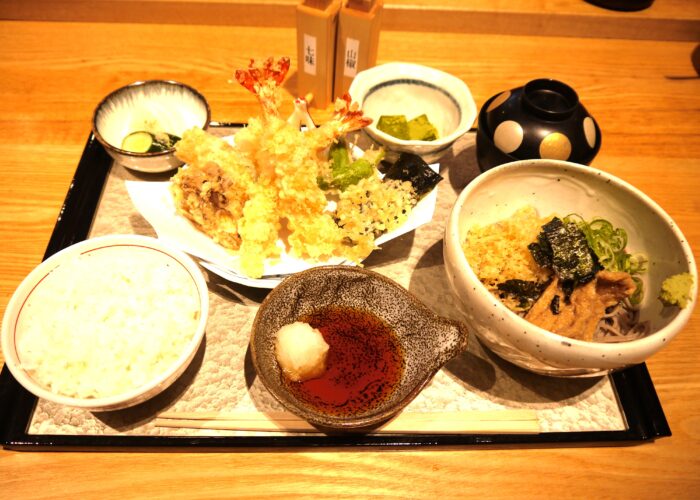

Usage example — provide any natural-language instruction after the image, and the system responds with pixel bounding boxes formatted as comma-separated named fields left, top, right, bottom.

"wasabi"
left=659, top=272, right=694, bottom=308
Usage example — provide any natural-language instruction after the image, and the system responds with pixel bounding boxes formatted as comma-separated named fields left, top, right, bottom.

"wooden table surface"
left=1, top=4, right=700, bottom=497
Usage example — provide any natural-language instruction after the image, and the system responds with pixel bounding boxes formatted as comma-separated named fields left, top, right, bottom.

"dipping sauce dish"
left=250, top=266, right=469, bottom=430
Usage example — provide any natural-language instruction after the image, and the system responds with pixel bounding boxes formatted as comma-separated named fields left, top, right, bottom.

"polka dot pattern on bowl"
left=477, top=79, right=601, bottom=171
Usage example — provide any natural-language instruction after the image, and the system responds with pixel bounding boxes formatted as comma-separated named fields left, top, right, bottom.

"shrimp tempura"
left=172, top=57, right=412, bottom=279
left=234, top=56, right=290, bottom=120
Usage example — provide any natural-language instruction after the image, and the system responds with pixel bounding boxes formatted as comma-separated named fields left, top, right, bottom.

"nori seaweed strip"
left=382, top=153, right=443, bottom=196
left=496, top=279, right=550, bottom=309
left=560, top=280, right=575, bottom=303
left=528, top=233, right=552, bottom=268
left=550, top=295, right=561, bottom=315
left=533, top=217, right=600, bottom=284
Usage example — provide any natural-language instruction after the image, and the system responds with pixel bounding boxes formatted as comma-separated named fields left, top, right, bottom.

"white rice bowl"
left=1, top=234, right=209, bottom=410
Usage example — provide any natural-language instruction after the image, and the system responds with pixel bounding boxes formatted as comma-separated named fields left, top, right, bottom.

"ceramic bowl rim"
left=446, top=159, right=697, bottom=357
left=0, top=234, right=210, bottom=411
left=91, top=79, right=211, bottom=158
left=349, top=62, right=477, bottom=149
left=250, top=265, right=468, bottom=429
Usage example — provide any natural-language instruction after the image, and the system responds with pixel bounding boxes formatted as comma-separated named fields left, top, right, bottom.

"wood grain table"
left=1, top=5, right=699, bottom=497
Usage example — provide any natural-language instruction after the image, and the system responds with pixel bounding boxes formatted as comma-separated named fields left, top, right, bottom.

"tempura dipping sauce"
left=282, top=305, right=404, bottom=417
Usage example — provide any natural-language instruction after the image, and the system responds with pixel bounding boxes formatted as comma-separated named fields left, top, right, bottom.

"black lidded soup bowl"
left=476, top=79, right=601, bottom=172
left=250, top=266, right=469, bottom=431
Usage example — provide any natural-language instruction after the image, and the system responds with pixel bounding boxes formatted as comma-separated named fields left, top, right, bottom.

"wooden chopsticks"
left=154, top=409, right=540, bottom=434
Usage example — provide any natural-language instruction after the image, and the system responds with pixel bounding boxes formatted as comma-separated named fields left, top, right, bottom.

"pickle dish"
left=92, top=80, right=210, bottom=173
left=349, top=62, right=476, bottom=163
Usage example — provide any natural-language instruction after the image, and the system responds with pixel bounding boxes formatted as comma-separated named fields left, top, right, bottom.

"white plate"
left=126, top=139, right=439, bottom=288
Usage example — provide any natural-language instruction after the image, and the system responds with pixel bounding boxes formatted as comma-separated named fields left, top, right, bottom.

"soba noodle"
left=463, top=206, right=650, bottom=343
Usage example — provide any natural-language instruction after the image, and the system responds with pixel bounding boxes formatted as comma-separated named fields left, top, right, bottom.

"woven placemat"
left=28, top=129, right=626, bottom=437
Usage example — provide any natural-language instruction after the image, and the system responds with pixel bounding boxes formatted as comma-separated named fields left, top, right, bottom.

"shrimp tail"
left=305, top=94, right=372, bottom=149
left=234, top=56, right=291, bottom=118
left=332, top=93, right=373, bottom=134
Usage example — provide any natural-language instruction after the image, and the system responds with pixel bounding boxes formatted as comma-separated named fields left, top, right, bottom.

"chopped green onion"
left=564, top=214, right=647, bottom=305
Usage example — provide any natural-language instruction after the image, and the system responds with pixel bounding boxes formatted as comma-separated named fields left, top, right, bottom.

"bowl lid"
left=479, top=79, right=601, bottom=167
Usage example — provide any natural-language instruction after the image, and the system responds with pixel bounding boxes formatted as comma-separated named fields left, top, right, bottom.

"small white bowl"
left=444, top=159, right=697, bottom=377
left=349, top=62, right=477, bottom=163
left=92, top=80, right=210, bottom=173
left=1, top=234, right=209, bottom=410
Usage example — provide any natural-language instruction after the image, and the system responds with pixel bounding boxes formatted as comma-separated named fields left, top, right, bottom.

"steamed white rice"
left=16, top=246, right=201, bottom=399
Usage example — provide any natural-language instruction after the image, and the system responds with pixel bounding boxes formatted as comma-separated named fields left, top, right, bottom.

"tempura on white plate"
left=171, top=57, right=421, bottom=278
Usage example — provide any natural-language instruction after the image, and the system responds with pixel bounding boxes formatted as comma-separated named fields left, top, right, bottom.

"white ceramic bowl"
left=92, top=80, right=210, bottom=173
left=349, top=62, right=476, bottom=163
left=1, top=234, right=209, bottom=410
left=444, top=159, right=697, bottom=377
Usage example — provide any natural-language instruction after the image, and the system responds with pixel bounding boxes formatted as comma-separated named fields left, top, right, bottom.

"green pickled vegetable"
left=407, top=114, right=439, bottom=141
left=377, top=114, right=439, bottom=141
left=377, top=115, right=409, bottom=140
left=121, top=131, right=153, bottom=153
left=121, top=130, right=180, bottom=153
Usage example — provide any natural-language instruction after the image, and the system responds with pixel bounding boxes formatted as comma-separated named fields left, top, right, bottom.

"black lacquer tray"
left=0, top=124, right=671, bottom=450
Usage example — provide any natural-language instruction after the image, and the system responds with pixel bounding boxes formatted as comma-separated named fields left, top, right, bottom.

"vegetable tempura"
left=171, top=57, right=422, bottom=278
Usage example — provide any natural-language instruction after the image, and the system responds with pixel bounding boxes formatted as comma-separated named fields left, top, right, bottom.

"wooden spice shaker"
left=333, top=0, right=383, bottom=99
left=296, top=0, right=342, bottom=108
